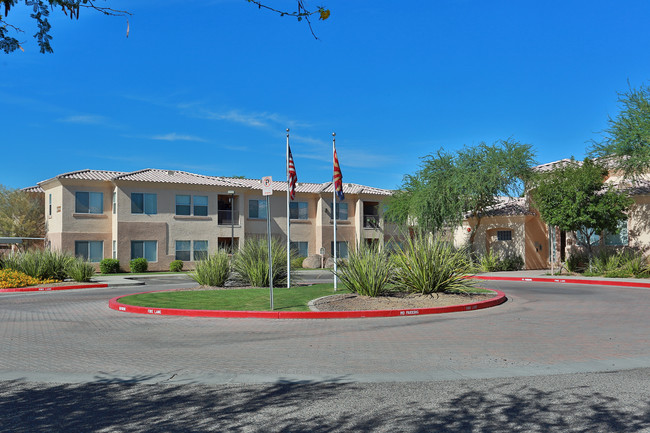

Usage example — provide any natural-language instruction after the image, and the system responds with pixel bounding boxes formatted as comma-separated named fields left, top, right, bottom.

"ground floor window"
left=75, top=240, right=103, bottom=262
left=193, top=240, right=208, bottom=261
left=331, top=241, right=349, bottom=259
left=175, top=240, right=191, bottom=261
left=218, top=237, right=239, bottom=253
left=131, top=240, right=157, bottom=262
left=605, top=220, right=629, bottom=246
left=290, top=241, right=309, bottom=257
left=497, top=230, right=512, bottom=241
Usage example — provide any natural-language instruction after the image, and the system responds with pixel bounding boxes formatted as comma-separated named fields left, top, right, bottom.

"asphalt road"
left=1, top=276, right=649, bottom=432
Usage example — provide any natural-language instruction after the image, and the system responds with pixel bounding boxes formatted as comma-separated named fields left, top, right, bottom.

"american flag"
left=288, top=145, right=298, bottom=200
left=333, top=144, right=344, bottom=200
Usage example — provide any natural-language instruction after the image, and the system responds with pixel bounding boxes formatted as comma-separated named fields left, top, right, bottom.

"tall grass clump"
left=189, top=250, right=231, bottom=287
left=392, top=232, right=475, bottom=294
left=65, top=259, right=96, bottom=282
left=233, top=237, right=295, bottom=287
left=3, top=249, right=72, bottom=281
left=334, top=243, right=393, bottom=297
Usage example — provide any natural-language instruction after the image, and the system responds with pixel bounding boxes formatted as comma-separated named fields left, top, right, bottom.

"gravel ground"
left=311, top=292, right=495, bottom=311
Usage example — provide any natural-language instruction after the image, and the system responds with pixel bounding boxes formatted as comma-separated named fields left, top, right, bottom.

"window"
left=193, top=195, right=208, bottom=216
left=176, top=195, right=191, bottom=215
left=193, top=240, right=208, bottom=261
left=131, top=240, right=157, bottom=262
left=218, top=194, right=239, bottom=225
left=112, top=240, right=117, bottom=259
left=605, top=220, right=629, bottom=246
left=497, top=230, right=512, bottom=241
left=75, top=192, right=103, bottom=214
left=290, top=202, right=309, bottom=220
left=331, top=241, right=349, bottom=259
left=112, top=192, right=117, bottom=214
left=48, top=194, right=52, bottom=217
left=249, top=199, right=268, bottom=219
left=131, top=193, right=157, bottom=215
left=330, top=202, right=348, bottom=220
left=576, top=229, right=600, bottom=247
left=175, top=240, right=191, bottom=261
left=75, top=241, right=103, bottom=262
left=290, top=241, right=309, bottom=257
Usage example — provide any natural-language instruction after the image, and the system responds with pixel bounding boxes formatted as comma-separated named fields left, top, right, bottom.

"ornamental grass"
left=189, top=249, right=231, bottom=287
left=0, top=269, right=59, bottom=289
left=334, top=243, right=393, bottom=297
left=232, top=237, right=295, bottom=287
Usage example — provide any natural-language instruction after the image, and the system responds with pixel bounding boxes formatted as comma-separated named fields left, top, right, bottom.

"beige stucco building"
left=38, top=169, right=396, bottom=271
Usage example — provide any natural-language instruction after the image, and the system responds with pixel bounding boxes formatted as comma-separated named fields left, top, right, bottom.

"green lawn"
left=118, top=283, right=348, bottom=312
left=117, top=284, right=494, bottom=312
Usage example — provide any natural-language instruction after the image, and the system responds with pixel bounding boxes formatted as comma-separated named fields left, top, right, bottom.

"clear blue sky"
left=2, top=0, right=649, bottom=190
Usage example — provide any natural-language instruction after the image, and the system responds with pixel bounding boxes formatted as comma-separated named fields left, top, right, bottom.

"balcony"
left=218, top=209, right=240, bottom=226
left=364, top=215, right=380, bottom=229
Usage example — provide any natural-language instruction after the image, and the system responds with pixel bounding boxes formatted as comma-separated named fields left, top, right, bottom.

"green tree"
left=590, top=82, right=650, bottom=179
left=1, top=1, right=329, bottom=54
left=0, top=185, right=45, bottom=238
left=529, top=158, right=633, bottom=255
left=387, top=139, right=536, bottom=245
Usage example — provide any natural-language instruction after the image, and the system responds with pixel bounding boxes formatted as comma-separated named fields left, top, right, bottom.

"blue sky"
left=2, top=0, right=650, bottom=191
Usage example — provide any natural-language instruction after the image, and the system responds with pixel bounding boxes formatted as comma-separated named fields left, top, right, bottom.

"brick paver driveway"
left=1, top=277, right=649, bottom=384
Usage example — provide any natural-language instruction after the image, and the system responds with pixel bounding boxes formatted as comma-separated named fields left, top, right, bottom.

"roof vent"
left=168, top=170, right=175, bottom=176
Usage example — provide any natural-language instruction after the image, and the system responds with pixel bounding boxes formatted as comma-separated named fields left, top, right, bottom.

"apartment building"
left=38, top=169, right=395, bottom=271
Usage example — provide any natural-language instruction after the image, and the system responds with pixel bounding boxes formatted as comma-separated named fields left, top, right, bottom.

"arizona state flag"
left=333, top=144, right=344, bottom=200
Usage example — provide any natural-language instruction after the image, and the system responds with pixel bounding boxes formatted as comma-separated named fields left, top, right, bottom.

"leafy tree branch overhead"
left=0, top=0, right=330, bottom=54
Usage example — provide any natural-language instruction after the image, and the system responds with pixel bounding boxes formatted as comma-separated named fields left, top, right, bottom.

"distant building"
left=34, top=169, right=397, bottom=271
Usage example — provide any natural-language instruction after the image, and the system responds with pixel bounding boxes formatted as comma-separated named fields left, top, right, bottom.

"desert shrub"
left=232, top=237, right=295, bottom=287
left=170, top=260, right=184, bottom=272
left=565, top=252, right=589, bottom=273
left=3, top=250, right=72, bottom=281
left=291, top=257, right=305, bottom=269
left=99, top=258, right=120, bottom=274
left=478, top=250, right=500, bottom=272
left=334, top=243, right=393, bottom=297
left=129, top=258, right=148, bottom=273
left=65, top=259, right=96, bottom=282
left=189, top=250, right=230, bottom=287
left=624, top=252, right=649, bottom=277
left=392, top=232, right=475, bottom=294
left=498, top=254, right=524, bottom=271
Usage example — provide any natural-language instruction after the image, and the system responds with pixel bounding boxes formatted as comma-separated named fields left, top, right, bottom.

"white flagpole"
left=286, top=128, right=291, bottom=289
left=333, top=132, right=338, bottom=291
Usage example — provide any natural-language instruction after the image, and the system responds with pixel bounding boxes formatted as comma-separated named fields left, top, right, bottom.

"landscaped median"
left=108, top=284, right=507, bottom=319
left=0, top=283, right=108, bottom=293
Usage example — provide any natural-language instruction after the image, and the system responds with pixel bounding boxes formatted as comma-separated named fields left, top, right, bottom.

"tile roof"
left=113, top=169, right=247, bottom=187
left=466, top=197, right=534, bottom=218
left=58, top=169, right=127, bottom=181
left=22, top=185, right=44, bottom=193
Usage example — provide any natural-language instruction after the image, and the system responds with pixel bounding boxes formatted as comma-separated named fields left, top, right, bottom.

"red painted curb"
left=0, top=283, right=108, bottom=293
left=470, top=275, right=650, bottom=289
left=108, top=289, right=507, bottom=319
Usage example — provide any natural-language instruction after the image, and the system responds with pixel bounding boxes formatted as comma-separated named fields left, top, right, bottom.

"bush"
left=334, top=243, right=393, bottom=297
left=392, top=232, right=475, bottom=294
left=478, top=251, right=523, bottom=272
left=478, top=250, right=500, bottom=272
left=189, top=250, right=230, bottom=287
left=99, top=258, right=120, bottom=274
left=565, top=252, right=589, bottom=273
left=232, top=237, right=295, bottom=287
left=129, top=258, right=148, bottom=273
left=65, top=259, right=96, bottom=282
left=3, top=249, right=72, bottom=281
left=170, top=260, right=184, bottom=272
left=291, top=257, right=305, bottom=269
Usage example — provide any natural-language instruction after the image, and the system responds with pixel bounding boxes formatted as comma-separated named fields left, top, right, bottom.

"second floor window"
left=75, top=191, right=103, bottom=214
left=249, top=199, right=267, bottom=219
left=329, top=202, right=348, bottom=220
left=131, top=193, right=157, bottom=215
left=289, top=202, right=308, bottom=220
left=176, top=195, right=208, bottom=216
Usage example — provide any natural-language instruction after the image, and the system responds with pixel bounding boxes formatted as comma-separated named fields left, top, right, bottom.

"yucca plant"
left=65, top=259, right=96, bottom=282
left=478, top=250, right=500, bottom=272
left=189, top=250, right=231, bottom=287
left=392, top=232, right=475, bottom=294
left=334, top=243, right=393, bottom=297
left=232, top=237, right=295, bottom=287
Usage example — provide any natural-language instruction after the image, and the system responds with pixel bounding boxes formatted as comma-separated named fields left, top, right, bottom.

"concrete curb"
left=108, top=289, right=507, bottom=319
left=0, top=283, right=108, bottom=293
left=471, top=275, right=650, bottom=289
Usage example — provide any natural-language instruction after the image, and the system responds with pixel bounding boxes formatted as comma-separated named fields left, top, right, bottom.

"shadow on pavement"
left=1, top=376, right=649, bottom=432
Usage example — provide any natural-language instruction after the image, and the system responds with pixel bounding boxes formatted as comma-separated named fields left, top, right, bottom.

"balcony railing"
left=364, top=215, right=380, bottom=228
left=218, top=209, right=240, bottom=225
